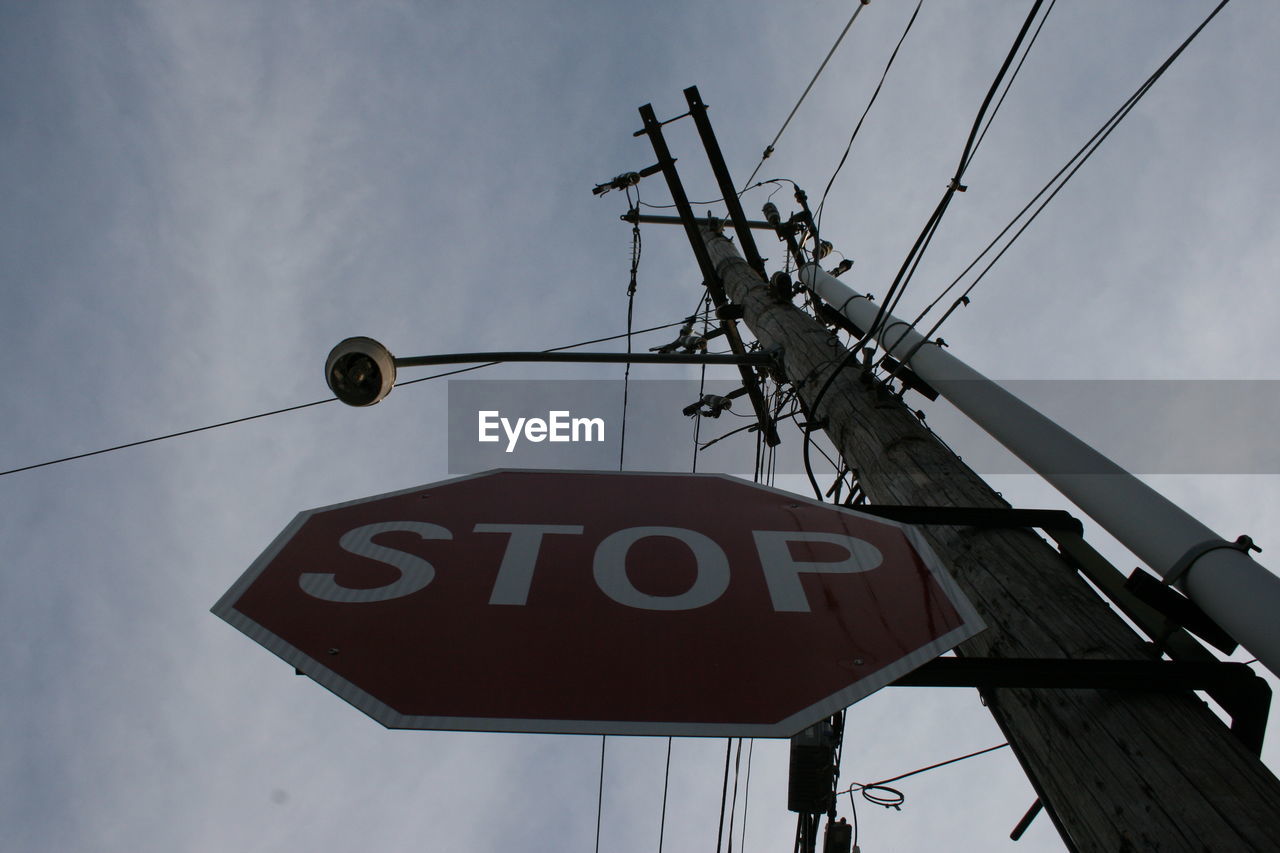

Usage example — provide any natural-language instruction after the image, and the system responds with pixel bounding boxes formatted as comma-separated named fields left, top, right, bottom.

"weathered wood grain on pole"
left=703, top=226, right=1280, bottom=850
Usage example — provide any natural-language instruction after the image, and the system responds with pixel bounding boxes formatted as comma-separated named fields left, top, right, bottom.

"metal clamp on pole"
left=1164, top=535, right=1262, bottom=587
left=1119, top=535, right=1262, bottom=655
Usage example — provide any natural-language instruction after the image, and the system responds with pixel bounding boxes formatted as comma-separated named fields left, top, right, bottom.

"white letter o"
left=593, top=526, right=729, bottom=611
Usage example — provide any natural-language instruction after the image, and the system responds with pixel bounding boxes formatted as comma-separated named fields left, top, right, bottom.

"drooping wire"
left=765, top=383, right=788, bottom=487
left=637, top=178, right=801, bottom=211
left=897, top=0, right=1230, bottom=359
left=840, top=742, right=1010, bottom=812
left=619, top=185, right=643, bottom=471
left=696, top=413, right=795, bottom=454
left=639, top=195, right=731, bottom=209
left=0, top=320, right=693, bottom=479
left=795, top=351, right=853, bottom=501
left=815, top=0, right=924, bottom=229
left=847, top=788, right=859, bottom=848
left=741, top=1, right=873, bottom=191
left=690, top=292, right=712, bottom=473
left=753, top=402, right=765, bottom=484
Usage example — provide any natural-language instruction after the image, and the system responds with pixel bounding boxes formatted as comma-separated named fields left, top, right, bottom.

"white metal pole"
left=801, top=263, right=1280, bottom=676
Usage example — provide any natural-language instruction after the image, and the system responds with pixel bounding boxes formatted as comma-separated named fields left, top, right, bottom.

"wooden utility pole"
left=702, top=225, right=1280, bottom=850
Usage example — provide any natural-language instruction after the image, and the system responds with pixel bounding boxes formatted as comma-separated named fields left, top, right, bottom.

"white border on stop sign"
left=211, top=468, right=985, bottom=737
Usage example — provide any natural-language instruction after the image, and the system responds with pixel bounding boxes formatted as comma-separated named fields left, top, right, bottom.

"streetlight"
left=325, top=337, right=397, bottom=406
left=323, top=337, right=778, bottom=408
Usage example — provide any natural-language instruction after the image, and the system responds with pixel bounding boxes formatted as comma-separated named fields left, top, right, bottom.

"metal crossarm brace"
left=893, top=658, right=1270, bottom=754
left=849, top=504, right=1269, bottom=753
left=622, top=210, right=777, bottom=230
left=852, top=504, right=1082, bottom=534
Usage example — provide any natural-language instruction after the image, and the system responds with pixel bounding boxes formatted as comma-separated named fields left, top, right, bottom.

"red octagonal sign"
left=214, top=470, right=984, bottom=737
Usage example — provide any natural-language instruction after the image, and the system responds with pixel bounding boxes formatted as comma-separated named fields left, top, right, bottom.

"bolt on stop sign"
left=214, top=469, right=984, bottom=737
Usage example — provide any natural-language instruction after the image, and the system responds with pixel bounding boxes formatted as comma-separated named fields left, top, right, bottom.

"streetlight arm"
left=324, top=336, right=776, bottom=408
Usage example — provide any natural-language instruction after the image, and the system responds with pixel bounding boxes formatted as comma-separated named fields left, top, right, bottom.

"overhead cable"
left=741, top=1, right=872, bottom=191
left=867, top=0, right=1048, bottom=341
left=594, top=736, right=606, bottom=853
left=797, top=0, right=1050, bottom=501
left=657, top=737, right=673, bottom=853
left=619, top=184, right=644, bottom=470
left=962, top=0, right=1058, bottom=174
left=715, top=738, right=734, bottom=853
left=816, top=0, right=925, bottom=228
left=0, top=319, right=693, bottom=479
left=901, top=0, right=1230, bottom=357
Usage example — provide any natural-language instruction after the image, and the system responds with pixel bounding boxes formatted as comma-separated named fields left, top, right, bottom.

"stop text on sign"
left=298, top=521, right=884, bottom=613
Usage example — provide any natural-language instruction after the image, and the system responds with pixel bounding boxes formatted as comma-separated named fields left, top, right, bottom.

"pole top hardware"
left=634, top=94, right=779, bottom=445
left=682, top=389, right=746, bottom=419
left=649, top=316, right=727, bottom=355
left=1125, top=568, right=1240, bottom=655
left=592, top=162, right=664, bottom=196
left=631, top=107, right=693, bottom=138
left=770, top=271, right=797, bottom=303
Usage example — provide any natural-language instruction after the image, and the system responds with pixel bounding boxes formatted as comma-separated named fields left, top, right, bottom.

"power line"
left=898, top=0, right=1231, bottom=358
left=594, top=735, right=606, bottom=853
left=657, top=737, right=673, bottom=853
left=798, top=0, right=1050, bottom=501
left=741, top=1, right=872, bottom=190
left=0, top=320, right=692, bottom=479
left=620, top=184, right=644, bottom=471
left=962, top=0, right=1058, bottom=174
left=0, top=397, right=339, bottom=480
left=816, top=0, right=924, bottom=228
left=870, top=0, right=1048, bottom=336
left=635, top=178, right=798, bottom=211
left=715, top=738, right=733, bottom=853
left=725, top=737, right=744, bottom=852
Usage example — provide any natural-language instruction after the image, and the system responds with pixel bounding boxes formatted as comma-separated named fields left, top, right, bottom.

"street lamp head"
left=325, top=337, right=396, bottom=406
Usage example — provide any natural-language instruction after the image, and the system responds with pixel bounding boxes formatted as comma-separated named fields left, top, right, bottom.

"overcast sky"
left=3, top=2, right=1279, bottom=851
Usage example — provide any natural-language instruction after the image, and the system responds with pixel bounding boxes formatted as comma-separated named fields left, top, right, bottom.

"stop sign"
left=213, top=469, right=983, bottom=737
